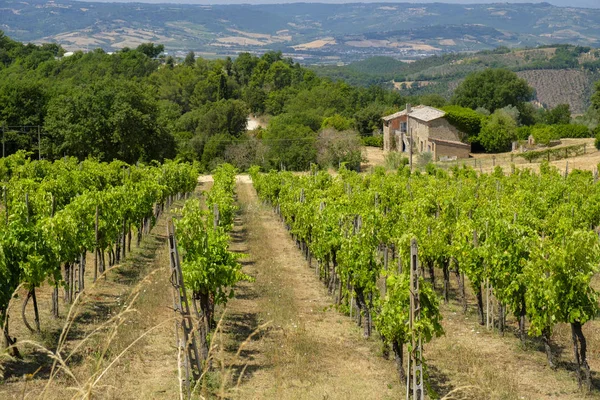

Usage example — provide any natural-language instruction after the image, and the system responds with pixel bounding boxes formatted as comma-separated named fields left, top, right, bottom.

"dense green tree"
left=544, top=104, right=571, bottom=125
left=184, top=51, right=195, bottom=67
left=452, top=68, right=534, bottom=113
left=0, top=77, right=47, bottom=126
left=478, top=109, right=518, bottom=152
left=44, top=79, right=174, bottom=162
left=136, top=43, right=164, bottom=59
left=233, top=52, right=258, bottom=86
left=592, top=81, right=600, bottom=112
left=353, top=103, right=388, bottom=136
left=321, top=114, right=352, bottom=131
left=195, top=99, right=249, bottom=138
left=263, top=122, right=316, bottom=170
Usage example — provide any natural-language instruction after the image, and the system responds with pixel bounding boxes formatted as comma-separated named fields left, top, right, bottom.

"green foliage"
left=321, top=114, right=352, bottom=131
left=442, top=105, right=486, bottom=139
left=361, top=135, right=383, bottom=148
left=531, top=125, right=558, bottom=146
left=452, top=68, right=534, bottom=112
left=251, top=155, right=600, bottom=379
left=136, top=43, right=164, bottom=59
left=384, top=152, right=409, bottom=170
left=593, top=81, right=600, bottom=111
left=552, top=124, right=591, bottom=139
left=177, top=199, right=247, bottom=305
left=263, top=122, right=317, bottom=171
left=520, top=144, right=586, bottom=163
left=376, top=273, right=443, bottom=348
left=478, top=109, right=518, bottom=153
left=353, top=103, right=389, bottom=136
left=44, top=79, right=175, bottom=163
left=0, top=153, right=198, bottom=329
left=543, top=104, right=571, bottom=125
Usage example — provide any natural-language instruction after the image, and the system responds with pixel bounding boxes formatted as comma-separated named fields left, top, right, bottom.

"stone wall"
left=432, top=140, right=471, bottom=160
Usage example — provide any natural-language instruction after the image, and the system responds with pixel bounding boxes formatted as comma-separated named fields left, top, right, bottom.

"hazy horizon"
left=73, top=0, right=600, bottom=8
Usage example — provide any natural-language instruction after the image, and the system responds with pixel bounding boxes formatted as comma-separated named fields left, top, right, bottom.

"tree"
left=316, top=128, right=363, bottom=170
left=44, top=79, right=174, bottom=162
left=184, top=51, right=195, bottom=67
left=478, top=109, right=518, bottom=153
left=195, top=99, right=249, bottom=138
left=591, top=81, right=600, bottom=111
left=452, top=69, right=534, bottom=113
left=265, top=61, right=293, bottom=91
left=136, top=43, right=164, bottom=59
left=263, top=123, right=316, bottom=170
left=321, top=114, right=352, bottom=131
left=544, top=104, right=571, bottom=125
left=353, top=103, right=387, bottom=136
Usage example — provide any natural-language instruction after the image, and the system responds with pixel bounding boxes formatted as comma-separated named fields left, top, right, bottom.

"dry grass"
left=215, top=181, right=402, bottom=399
left=0, top=203, right=182, bottom=399
left=365, top=139, right=600, bottom=175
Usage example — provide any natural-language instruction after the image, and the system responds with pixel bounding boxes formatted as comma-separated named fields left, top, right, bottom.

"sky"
left=74, top=0, right=600, bottom=7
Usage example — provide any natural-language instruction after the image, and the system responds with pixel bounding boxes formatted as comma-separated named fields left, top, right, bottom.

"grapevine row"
left=250, top=162, right=600, bottom=390
left=0, top=152, right=198, bottom=355
left=175, top=163, right=249, bottom=361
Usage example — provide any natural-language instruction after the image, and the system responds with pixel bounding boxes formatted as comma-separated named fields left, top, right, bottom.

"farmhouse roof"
left=428, top=137, right=471, bottom=148
left=382, top=105, right=446, bottom=122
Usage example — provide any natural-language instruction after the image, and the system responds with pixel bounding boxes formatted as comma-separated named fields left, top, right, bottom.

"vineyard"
left=4, top=154, right=600, bottom=398
left=249, top=162, right=600, bottom=396
left=0, top=152, right=198, bottom=397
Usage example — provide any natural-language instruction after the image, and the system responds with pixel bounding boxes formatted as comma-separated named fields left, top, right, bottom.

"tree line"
left=2, top=31, right=600, bottom=170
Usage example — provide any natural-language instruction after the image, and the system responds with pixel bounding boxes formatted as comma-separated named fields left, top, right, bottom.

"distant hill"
left=313, top=45, right=600, bottom=113
left=2, top=1, right=600, bottom=63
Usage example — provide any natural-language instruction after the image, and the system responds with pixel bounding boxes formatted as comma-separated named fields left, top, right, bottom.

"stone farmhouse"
left=382, top=105, right=471, bottom=160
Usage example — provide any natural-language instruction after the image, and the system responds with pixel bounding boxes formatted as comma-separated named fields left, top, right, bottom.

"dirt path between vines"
left=215, top=181, right=401, bottom=400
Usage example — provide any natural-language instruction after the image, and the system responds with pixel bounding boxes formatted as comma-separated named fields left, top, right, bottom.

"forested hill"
left=313, top=46, right=600, bottom=113
left=0, top=31, right=408, bottom=171
left=3, top=0, right=600, bottom=63
left=2, top=31, right=600, bottom=172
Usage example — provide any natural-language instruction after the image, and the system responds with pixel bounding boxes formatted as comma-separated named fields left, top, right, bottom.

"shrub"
left=361, top=135, right=383, bottom=148
left=384, top=152, right=409, bottom=170
left=417, top=151, right=433, bottom=168
left=321, top=114, right=352, bottom=131
left=531, top=125, right=559, bottom=146
left=517, top=125, right=533, bottom=141
left=595, top=127, right=600, bottom=150
left=553, top=124, right=591, bottom=138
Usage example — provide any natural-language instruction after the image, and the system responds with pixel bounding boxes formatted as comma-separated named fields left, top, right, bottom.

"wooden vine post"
left=167, top=219, right=202, bottom=398
left=51, top=194, right=59, bottom=318
left=94, top=205, right=99, bottom=282
left=407, top=238, right=424, bottom=400
left=213, top=203, right=219, bottom=230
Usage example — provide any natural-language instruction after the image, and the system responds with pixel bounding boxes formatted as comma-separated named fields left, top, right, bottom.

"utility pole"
left=2, top=123, right=5, bottom=158
left=407, top=104, right=413, bottom=171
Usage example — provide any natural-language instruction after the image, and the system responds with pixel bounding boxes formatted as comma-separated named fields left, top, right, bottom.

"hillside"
left=314, top=46, right=600, bottom=113
left=516, top=69, right=593, bottom=114
left=2, top=0, right=600, bottom=63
